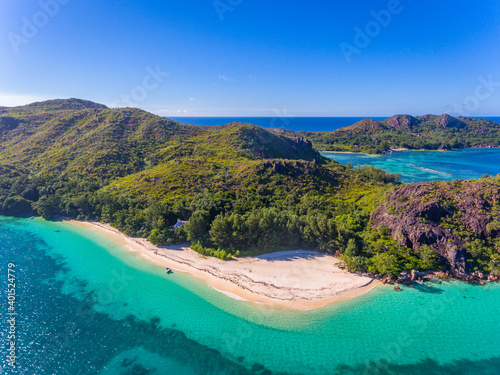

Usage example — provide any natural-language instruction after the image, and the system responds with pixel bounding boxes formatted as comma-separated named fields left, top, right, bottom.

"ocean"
left=170, top=117, right=500, bottom=132
left=2, top=216, right=500, bottom=375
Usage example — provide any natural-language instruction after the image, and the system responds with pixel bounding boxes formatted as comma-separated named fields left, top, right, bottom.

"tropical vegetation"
left=1, top=99, right=498, bottom=278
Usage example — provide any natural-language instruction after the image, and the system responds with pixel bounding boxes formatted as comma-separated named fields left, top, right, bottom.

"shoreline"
left=321, top=151, right=364, bottom=154
left=322, top=146, right=500, bottom=156
left=67, top=220, right=377, bottom=311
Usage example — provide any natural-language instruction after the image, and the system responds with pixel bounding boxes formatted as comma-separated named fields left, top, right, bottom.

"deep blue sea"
left=170, top=117, right=500, bottom=132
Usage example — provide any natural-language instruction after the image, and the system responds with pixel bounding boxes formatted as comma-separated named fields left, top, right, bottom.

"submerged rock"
left=411, top=269, right=420, bottom=281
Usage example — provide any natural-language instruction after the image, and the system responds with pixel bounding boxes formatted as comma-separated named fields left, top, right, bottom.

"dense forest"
left=1, top=99, right=499, bottom=279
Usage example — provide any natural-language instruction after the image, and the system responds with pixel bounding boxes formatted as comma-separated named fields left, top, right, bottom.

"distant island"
left=1, top=99, right=499, bottom=283
left=277, top=114, right=500, bottom=154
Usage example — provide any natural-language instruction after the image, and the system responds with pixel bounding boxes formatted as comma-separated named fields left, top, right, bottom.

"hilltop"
left=0, top=100, right=319, bottom=177
left=0, top=99, right=205, bottom=177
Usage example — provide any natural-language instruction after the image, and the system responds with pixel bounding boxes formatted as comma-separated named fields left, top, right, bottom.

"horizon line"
left=166, top=115, right=500, bottom=118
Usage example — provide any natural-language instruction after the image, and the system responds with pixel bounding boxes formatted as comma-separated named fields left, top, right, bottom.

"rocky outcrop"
left=385, top=115, right=418, bottom=130
left=342, top=119, right=383, bottom=133
left=411, top=269, right=420, bottom=281
left=436, top=114, right=466, bottom=128
left=372, top=178, right=500, bottom=276
left=224, top=123, right=320, bottom=161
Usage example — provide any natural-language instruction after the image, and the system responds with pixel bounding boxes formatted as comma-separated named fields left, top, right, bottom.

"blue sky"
left=1, top=0, right=499, bottom=116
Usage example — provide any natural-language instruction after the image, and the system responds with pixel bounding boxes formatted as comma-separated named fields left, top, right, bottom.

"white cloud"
left=0, top=92, right=51, bottom=107
left=152, top=108, right=189, bottom=116
left=189, top=98, right=195, bottom=101
left=218, top=75, right=235, bottom=82
left=145, top=105, right=324, bottom=117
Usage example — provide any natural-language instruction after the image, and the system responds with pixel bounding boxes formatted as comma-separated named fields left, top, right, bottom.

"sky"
left=1, top=0, right=499, bottom=117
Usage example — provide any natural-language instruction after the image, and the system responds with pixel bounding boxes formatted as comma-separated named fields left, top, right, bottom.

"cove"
left=322, top=148, right=500, bottom=183
left=2, top=216, right=500, bottom=374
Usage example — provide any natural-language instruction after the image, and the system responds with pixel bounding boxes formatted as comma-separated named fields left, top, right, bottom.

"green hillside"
left=1, top=99, right=498, bottom=279
left=0, top=100, right=398, bottom=261
left=0, top=99, right=206, bottom=177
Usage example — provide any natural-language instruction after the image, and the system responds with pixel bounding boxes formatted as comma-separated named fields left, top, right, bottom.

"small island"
left=286, top=114, right=500, bottom=154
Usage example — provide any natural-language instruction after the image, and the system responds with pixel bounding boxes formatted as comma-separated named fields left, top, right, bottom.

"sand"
left=68, top=221, right=377, bottom=310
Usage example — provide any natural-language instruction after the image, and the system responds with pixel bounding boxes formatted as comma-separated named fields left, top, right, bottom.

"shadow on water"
left=411, top=282, right=445, bottom=294
left=336, top=356, right=500, bottom=375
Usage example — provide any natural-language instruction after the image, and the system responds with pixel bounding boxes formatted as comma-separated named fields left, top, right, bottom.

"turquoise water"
left=323, top=148, right=500, bottom=183
left=2, top=217, right=500, bottom=374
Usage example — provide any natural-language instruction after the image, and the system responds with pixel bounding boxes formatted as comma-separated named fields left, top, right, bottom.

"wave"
left=409, top=163, right=453, bottom=176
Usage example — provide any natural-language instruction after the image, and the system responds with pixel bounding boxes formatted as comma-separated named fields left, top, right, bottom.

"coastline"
left=67, top=220, right=377, bottom=310
left=321, top=151, right=360, bottom=154
left=321, top=150, right=379, bottom=155
left=322, top=146, right=500, bottom=156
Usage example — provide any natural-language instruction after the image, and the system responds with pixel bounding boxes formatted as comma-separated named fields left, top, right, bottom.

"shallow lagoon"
left=322, top=148, right=500, bottom=183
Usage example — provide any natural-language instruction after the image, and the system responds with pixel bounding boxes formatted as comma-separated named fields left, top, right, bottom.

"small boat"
left=30, top=216, right=35, bottom=219
left=165, top=268, right=172, bottom=274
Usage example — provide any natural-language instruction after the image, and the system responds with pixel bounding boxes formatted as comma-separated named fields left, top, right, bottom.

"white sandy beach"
left=69, top=221, right=376, bottom=310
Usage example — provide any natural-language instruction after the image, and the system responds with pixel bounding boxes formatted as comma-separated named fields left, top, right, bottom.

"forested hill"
left=282, top=114, right=500, bottom=154
left=0, top=99, right=319, bottom=177
left=0, top=99, right=205, bottom=177
left=0, top=99, right=401, bottom=264
left=1, top=99, right=499, bottom=280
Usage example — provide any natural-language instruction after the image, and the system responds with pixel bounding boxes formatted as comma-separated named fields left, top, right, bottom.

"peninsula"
left=1, top=99, right=499, bottom=291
